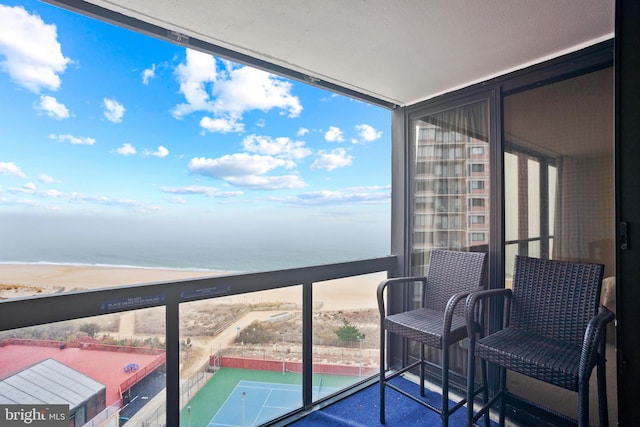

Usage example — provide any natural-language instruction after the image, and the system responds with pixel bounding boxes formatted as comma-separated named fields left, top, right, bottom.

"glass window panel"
left=179, top=287, right=302, bottom=427
left=505, top=152, right=519, bottom=242
left=503, top=67, right=614, bottom=420
left=410, top=99, right=490, bottom=383
left=312, top=272, right=386, bottom=394
left=527, top=159, right=541, bottom=238
left=505, top=243, right=519, bottom=288
left=528, top=240, right=541, bottom=258
left=0, top=310, right=166, bottom=427
left=504, top=68, right=613, bottom=270
left=549, top=165, right=557, bottom=238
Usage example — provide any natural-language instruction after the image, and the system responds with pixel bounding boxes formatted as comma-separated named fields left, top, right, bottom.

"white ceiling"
left=73, top=0, right=614, bottom=107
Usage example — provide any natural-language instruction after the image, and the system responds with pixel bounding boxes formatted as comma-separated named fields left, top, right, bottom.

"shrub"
left=79, top=322, right=100, bottom=338
left=235, top=321, right=278, bottom=344
left=335, top=319, right=364, bottom=342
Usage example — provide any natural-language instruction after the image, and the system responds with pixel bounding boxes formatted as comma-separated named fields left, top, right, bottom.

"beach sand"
left=0, top=263, right=386, bottom=381
left=0, top=263, right=386, bottom=311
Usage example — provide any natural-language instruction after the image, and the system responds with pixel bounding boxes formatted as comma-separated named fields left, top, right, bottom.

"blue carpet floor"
left=290, top=376, right=493, bottom=426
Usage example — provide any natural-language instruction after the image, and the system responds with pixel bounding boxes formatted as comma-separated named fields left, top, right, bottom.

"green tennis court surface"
left=180, top=368, right=360, bottom=427
left=209, top=380, right=337, bottom=426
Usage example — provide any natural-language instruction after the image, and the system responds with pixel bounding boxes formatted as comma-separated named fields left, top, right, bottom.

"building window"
left=471, top=215, right=485, bottom=224
left=418, top=127, right=436, bottom=141
left=417, top=145, right=434, bottom=157
left=411, top=99, right=490, bottom=265
left=470, top=198, right=485, bottom=208
left=471, top=180, right=485, bottom=190
left=471, top=232, right=485, bottom=241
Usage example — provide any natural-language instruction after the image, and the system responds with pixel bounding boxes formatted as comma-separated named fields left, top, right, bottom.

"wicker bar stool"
left=378, top=249, right=487, bottom=427
left=465, top=255, right=614, bottom=427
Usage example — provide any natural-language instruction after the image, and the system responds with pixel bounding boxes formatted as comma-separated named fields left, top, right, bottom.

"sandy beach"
left=0, top=263, right=385, bottom=383
left=0, top=263, right=385, bottom=311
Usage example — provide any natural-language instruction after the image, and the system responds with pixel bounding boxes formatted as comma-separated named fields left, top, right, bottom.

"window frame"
left=503, top=144, right=557, bottom=260
left=395, top=40, right=613, bottom=402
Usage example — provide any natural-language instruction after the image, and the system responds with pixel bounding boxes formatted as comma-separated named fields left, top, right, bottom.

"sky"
left=0, top=1, right=391, bottom=267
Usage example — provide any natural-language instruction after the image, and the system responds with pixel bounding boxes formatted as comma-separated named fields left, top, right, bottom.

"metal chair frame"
left=465, top=255, right=614, bottom=427
left=378, top=249, right=487, bottom=427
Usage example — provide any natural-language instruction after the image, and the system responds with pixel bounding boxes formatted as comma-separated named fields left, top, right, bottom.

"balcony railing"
left=0, top=255, right=397, bottom=426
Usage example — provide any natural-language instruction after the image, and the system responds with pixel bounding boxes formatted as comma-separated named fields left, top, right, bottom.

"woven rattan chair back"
left=510, top=255, right=604, bottom=347
left=422, top=249, right=486, bottom=317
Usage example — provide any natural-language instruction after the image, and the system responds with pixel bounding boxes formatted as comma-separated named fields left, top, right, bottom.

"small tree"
left=234, top=321, right=277, bottom=344
left=335, top=319, right=364, bottom=342
left=79, top=322, right=100, bottom=338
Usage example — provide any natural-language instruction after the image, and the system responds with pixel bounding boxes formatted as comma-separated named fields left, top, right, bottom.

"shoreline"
left=0, top=263, right=230, bottom=298
left=0, top=263, right=385, bottom=311
left=0, top=260, right=235, bottom=274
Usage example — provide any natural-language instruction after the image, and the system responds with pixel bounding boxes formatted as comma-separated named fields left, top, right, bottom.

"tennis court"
left=208, top=380, right=337, bottom=427
left=180, top=368, right=358, bottom=427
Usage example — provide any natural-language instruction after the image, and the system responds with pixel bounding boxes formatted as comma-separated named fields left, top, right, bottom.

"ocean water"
left=0, top=212, right=390, bottom=273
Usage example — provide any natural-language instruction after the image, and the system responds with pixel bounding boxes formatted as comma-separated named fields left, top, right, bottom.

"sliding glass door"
left=502, top=67, right=615, bottom=423
left=409, top=98, right=491, bottom=381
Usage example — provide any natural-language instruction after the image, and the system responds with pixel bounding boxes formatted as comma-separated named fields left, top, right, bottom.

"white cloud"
left=345, top=185, right=391, bottom=192
left=0, top=161, right=27, bottom=178
left=4, top=185, right=155, bottom=211
left=355, top=124, right=382, bottom=142
left=280, top=187, right=391, bottom=206
left=36, top=95, right=70, bottom=119
left=38, top=174, right=59, bottom=183
left=8, top=185, right=62, bottom=198
left=188, top=153, right=306, bottom=190
left=310, top=148, right=353, bottom=171
left=172, top=49, right=217, bottom=118
left=189, top=153, right=288, bottom=178
left=225, top=175, right=306, bottom=190
left=151, top=146, right=169, bottom=158
left=142, top=64, right=155, bottom=85
left=325, top=126, right=345, bottom=142
left=161, top=185, right=219, bottom=196
left=0, top=5, right=70, bottom=93
left=66, top=193, right=145, bottom=209
left=172, top=48, right=302, bottom=133
left=116, top=143, right=136, bottom=156
left=166, top=196, right=186, bottom=204
left=242, top=134, right=311, bottom=160
left=213, top=66, right=302, bottom=118
left=200, top=116, right=244, bottom=134
left=161, top=185, right=243, bottom=198
left=297, top=127, right=309, bottom=137
left=49, top=134, right=96, bottom=145
left=103, top=98, right=125, bottom=123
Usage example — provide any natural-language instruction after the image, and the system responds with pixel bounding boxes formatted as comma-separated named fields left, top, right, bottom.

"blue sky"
left=0, top=1, right=391, bottom=266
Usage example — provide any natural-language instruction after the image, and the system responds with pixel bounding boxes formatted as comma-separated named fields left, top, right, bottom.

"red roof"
left=0, top=344, right=162, bottom=405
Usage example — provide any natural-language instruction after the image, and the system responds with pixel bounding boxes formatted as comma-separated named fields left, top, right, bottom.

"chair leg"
left=578, top=378, right=589, bottom=427
left=420, top=343, right=426, bottom=397
left=498, top=367, right=507, bottom=427
left=467, top=357, right=490, bottom=427
left=480, top=358, right=489, bottom=427
left=380, top=327, right=386, bottom=424
left=466, top=341, right=477, bottom=427
left=442, top=344, right=450, bottom=427
left=597, top=346, right=609, bottom=427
